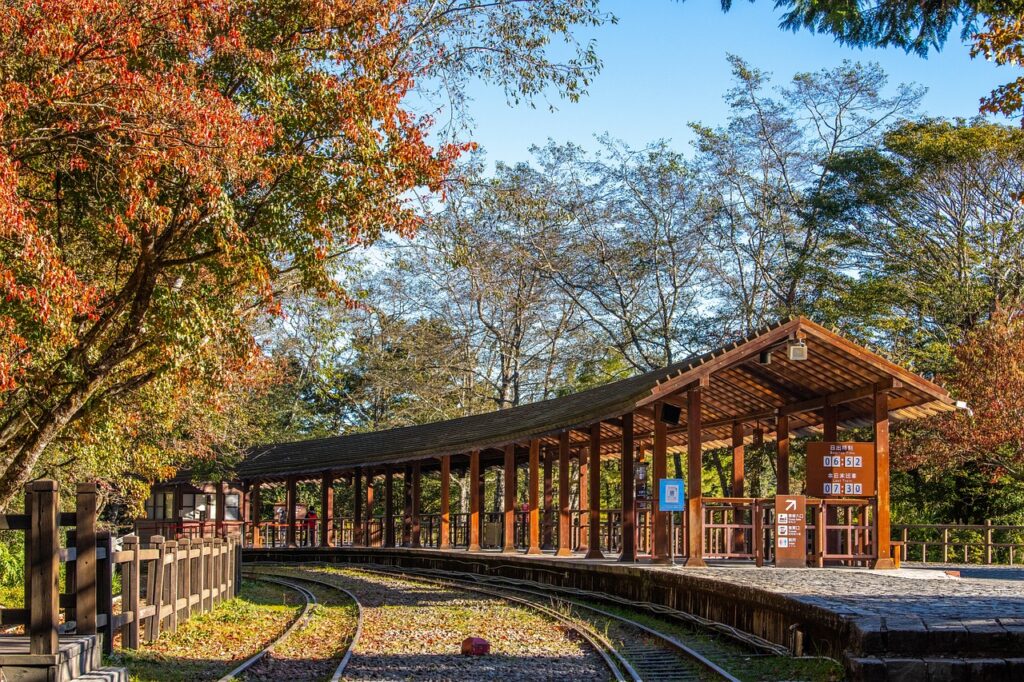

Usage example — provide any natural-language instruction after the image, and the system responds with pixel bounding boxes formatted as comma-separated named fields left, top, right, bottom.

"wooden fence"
left=894, top=522, right=1024, bottom=565
left=0, top=480, right=242, bottom=657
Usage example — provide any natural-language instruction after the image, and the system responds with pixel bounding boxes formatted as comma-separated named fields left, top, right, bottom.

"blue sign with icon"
left=658, top=478, right=685, bottom=512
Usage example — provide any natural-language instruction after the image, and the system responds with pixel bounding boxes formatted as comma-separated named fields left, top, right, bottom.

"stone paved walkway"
left=644, top=564, right=1024, bottom=626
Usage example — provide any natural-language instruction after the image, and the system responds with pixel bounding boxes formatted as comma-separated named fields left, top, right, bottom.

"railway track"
left=252, top=564, right=749, bottom=681
left=220, top=574, right=362, bottom=682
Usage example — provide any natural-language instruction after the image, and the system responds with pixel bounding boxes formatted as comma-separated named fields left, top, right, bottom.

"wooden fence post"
left=147, top=535, right=166, bottom=643
left=986, top=520, right=993, bottom=564
left=166, top=539, right=178, bottom=634
left=235, top=535, right=243, bottom=597
left=97, top=531, right=114, bottom=654
left=75, top=483, right=98, bottom=636
left=203, top=537, right=213, bottom=611
left=179, top=537, right=193, bottom=618
left=28, top=480, right=59, bottom=656
left=122, top=535, right=141, bottom=649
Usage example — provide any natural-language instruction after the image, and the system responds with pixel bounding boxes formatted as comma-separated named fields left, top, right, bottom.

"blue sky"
left=457, top=1, right=1010, bottom=165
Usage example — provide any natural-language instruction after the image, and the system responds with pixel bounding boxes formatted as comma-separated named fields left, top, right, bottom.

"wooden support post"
left=76, top=483, right=98, bottom=636
left=652, top=401, right=669, bottom=563
left=620, top=412, right=636, bottom=562
left=320, top=471, right=334, bottom=547
left=98, top=530, right=114, bottom=654
left=527, top=440, right=542, bottom=555
left=823, top=405, right=839, bottom=556
left=440, top=455, right=451, bottom=550
left=502, top=444, right=517, bottom=553
left=354, top=468, right=364, bottom=546
left=542, top=445, right=555, bottom=550
left=776, top=415, right=790, bottom=495
left=28, top=480, right=59, bottom=655
left=823, top=405, right=838, bottom=441
left=122, top=535, right=141, bottom=649
left=874, top=388, right=895, bottom=569
left=586, top=422, right=605, bottom=559
left=412, top=462, right=422, bottom=548
left=250, top=483, right=262, bottom=548
left=215, top=481, right=226, bottom=535
left=686, top=387, right=707, bottom=567
left=731, top=421, right=745, bottom=555
left=384, top=467, right=395, bottom=548
left=557, top=432, right=572, bottom=556
left=147, top=535, right=166, bottom=642
left=468, top=452, right=481, bottom=552
left=402, top=465, right=413, bottom=547
left=364, top=470, right=374, bottom=547
left=578, top=449, right=588, bottom=553
left=285, top=477, right=298, bottom=547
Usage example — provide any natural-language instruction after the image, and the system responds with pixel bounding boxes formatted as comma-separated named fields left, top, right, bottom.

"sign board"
left=806, top=442, right=876, bottom=497
left=774, top=495, right=807, bottom=568
left=658, top=479, right=685, bottom=512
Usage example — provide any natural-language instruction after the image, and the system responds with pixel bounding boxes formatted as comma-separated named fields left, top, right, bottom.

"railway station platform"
left=244, top=546, right=1024, bottom=681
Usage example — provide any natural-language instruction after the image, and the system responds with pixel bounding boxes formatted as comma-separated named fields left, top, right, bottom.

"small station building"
left=138, top=318, right=955, bottom=568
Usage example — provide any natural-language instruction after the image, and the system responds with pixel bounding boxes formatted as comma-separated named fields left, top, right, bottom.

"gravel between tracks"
left=272, top=566, right=610, bottom=682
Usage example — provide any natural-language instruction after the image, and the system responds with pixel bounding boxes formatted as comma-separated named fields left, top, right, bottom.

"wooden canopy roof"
left=236, top=318, right=955, bottom=482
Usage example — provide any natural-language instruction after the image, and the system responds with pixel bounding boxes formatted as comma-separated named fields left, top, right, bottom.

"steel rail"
left=240, top=569, right=365, bottom=681
left=342, top=563, right=743, bottom=682
left=215, top=575, right=317, bottom=682
left=248, top=566, right=631, bottom=682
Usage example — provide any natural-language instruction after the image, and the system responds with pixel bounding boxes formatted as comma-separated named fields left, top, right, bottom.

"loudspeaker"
left=660, top=403, right=681, bottom=425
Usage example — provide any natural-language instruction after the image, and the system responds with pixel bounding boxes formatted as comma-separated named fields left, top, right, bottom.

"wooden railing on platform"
left=0, top=480, right=241, bottom=657
left=894, top=522, right=1024, bottom=565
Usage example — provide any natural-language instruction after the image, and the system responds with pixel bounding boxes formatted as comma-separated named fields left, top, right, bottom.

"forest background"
left=0, top=0, right=1022, bottom=584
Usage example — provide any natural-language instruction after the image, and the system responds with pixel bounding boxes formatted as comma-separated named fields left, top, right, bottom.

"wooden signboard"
left=806, top=442, right=876, bottom=497
left=774, top=495, right=806, bottom=568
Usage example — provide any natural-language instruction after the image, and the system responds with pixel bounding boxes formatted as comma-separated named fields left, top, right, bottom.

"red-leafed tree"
left=895, top=306, right=1024, bottom=482
left=0, top=0, right=608, bottom=508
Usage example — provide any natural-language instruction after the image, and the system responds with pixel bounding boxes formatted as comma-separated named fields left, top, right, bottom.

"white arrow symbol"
left=785, top=499, right=797, bottom=511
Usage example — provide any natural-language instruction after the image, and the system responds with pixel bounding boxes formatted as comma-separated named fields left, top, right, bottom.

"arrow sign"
left=786, top=499, right=797, bottom=511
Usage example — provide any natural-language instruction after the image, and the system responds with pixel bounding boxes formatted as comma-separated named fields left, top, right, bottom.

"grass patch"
left=109, top=579, right=302, bottom=682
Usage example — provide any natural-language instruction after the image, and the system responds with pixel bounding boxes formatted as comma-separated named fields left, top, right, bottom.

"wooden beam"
left=643, top=320, right=799, bottom=402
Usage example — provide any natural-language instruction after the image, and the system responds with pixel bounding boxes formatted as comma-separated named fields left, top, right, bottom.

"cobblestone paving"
left=655, top=566, right=1024, bottom=624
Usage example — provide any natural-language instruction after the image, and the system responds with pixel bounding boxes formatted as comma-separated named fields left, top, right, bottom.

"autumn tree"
left=894, top=306, right=1024, bottom=485
left=0, top=0, right=610, bottom=509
